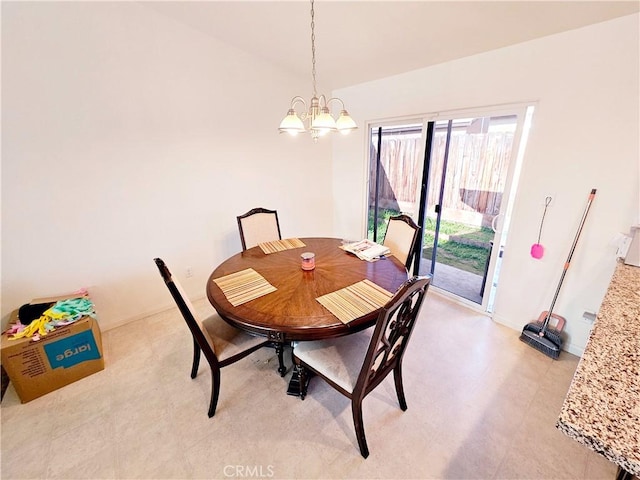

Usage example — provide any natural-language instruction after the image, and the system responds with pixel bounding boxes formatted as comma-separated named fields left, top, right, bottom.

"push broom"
left=520, top=188, right=597, bottom=359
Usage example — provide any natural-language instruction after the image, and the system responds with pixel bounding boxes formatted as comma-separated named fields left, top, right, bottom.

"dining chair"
left=382, top=214, right=420, bottom=271
left=154, top=258, right=270, bottom=417
left=236, top=207, right=282, bottom=251
left=293, top=275, right=431, bottom=458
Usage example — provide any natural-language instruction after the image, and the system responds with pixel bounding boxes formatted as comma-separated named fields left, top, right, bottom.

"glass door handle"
left=491, top=214, right=504, bottom=232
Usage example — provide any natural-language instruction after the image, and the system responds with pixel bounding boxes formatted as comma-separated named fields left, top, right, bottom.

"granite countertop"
left=557, top=261, right=640, bottom=475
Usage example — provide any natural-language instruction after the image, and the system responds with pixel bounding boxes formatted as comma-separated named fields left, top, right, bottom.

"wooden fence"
left=369, top=130, right=514, bottom=218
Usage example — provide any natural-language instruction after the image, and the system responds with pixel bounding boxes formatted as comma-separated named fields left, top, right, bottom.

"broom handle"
left=542, top=189, right=597, bottom=330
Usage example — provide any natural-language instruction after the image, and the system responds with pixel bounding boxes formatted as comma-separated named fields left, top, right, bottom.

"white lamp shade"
left=279, top=109, right=306, bottom=134
left=336, top=110, right=358, bottom=134
left=311, top=107, right=337, bottom=132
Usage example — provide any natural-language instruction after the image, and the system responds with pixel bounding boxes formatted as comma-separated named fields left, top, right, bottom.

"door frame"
left=364, top=102, right=535, bottom=313
left=364, top=117, right=426, bottom=243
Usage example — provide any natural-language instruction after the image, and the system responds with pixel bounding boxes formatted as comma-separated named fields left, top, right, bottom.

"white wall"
left=3, top=4, right=638, bottom=355
left=1, top=2, right=334, bottom=330
left=331, top=14, right=640, bottom=355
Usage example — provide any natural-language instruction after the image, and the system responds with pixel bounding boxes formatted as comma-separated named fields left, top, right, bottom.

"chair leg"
left=351, top=398, right=369, bottom=458
left=191, top=338, right=201, bottom=379
left=208, top=367, right=221, bottom=418
left=275, top=343, right=286, bottom=377
left=393, top=364, right=408, bottom=411
left=298, top=365, right=307, bottom=400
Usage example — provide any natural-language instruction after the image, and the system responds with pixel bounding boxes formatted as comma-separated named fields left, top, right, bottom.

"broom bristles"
left=522, top=321, right=564, bottom=349
left=520, top=329, right=561, bottom=359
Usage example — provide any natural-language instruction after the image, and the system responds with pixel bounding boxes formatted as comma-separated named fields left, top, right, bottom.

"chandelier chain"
left=310, top=0, right=316, bottom=96
left=278, top=0, right=357, bottom=139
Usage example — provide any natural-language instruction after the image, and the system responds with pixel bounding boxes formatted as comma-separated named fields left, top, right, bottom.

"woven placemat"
left=259, top=238, right=306, bottom=254
left=316, top=279, right=393, bottom=324
left=212, top=268, right=276, bottom=307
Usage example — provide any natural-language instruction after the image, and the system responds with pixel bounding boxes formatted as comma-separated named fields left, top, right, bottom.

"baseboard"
left=561, top=342, right=585, bottom=357
left=428, top=286, right=491, bottom=317
left=101, top=295, right=207, bottom=332
left=492, top=312, right=527, bottom=332
left=425, top=289, right=587, bottom=356
left=493, top=313, right=585, bottom=357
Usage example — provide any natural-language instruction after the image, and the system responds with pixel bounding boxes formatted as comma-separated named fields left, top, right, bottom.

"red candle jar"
left=301, top=252, right=315, bottom=271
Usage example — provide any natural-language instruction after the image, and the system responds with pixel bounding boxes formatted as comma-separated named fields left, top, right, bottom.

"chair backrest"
left=382, top=214, right=420, bottom=270
left=354, top=276, right=430, bottom=397
left=154, top=258, right=219, bottom=360
left=237, top=207, right=282, bottom=251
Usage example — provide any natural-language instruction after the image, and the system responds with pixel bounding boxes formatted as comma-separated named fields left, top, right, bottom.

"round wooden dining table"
left=206, top=237, right=408, bottom=385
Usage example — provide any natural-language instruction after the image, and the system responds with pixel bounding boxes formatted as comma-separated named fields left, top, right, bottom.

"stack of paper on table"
left=259, top=238, right=306, bottom=254
left=341, top=239, right=391, bottom=262
left=212, top=268, right=276, bottom=306
left=316, top=279, right=394, bottom=324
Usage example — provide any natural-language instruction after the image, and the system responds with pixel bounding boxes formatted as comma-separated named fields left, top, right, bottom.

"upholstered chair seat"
left=154, top=258, right=269, bottom=417
left=293, top=327, right=373, bottom=393
left=293, top=276, right=431, bottom=458
left=202, top=315, right=266, bottom=361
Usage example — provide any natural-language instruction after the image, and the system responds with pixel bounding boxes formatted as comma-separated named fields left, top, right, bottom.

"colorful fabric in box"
left=7, top=296, right=97, bottom=342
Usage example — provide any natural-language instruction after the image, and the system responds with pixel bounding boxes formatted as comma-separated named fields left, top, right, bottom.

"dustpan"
left=520, top=189, right=596, bottom=359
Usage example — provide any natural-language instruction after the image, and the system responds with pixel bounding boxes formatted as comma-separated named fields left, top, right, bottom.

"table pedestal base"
left=286, top=365, right=310, bottom=397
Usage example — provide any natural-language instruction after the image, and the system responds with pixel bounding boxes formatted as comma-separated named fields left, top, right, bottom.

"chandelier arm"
left=325, top=97, right=346, bottom=111
left=289, top=96, right=307, bottom=111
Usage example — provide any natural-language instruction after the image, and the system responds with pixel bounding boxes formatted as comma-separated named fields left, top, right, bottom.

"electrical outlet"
left=185, top=267, right=193, bottom=278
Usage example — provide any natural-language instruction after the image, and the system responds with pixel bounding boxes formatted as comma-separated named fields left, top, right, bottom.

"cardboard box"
left=1, top=298, right=104, bottom=403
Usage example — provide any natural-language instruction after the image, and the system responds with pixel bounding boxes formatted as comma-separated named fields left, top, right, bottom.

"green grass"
left=424, top=217, right=493, bottom=243
left=423, top=217, right=493, bottom=275
left=368, top=208, right=493, bottom=276
left=367, top=208, right=397, bottom=240
left=422, top=242, right=490, bottom=275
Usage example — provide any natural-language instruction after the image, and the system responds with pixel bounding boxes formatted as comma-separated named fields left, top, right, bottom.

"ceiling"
left=144, top=1, right=640, bottom=90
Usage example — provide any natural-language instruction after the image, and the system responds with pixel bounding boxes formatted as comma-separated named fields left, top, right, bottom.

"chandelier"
left=278, top=0, right=357, bottom=141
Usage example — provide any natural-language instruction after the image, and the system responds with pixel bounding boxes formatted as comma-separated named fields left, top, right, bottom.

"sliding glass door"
left=367, top=105, right=533, bottom=311
left=367, top=122, right=424, bottom=243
